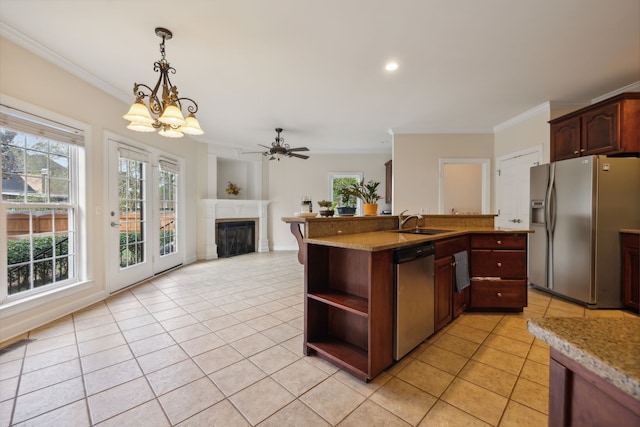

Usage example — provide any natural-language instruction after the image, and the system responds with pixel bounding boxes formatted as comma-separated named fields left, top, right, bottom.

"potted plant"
left=346, top=179, right=381, bottom=216
left=317, top=200, right=335, bottom=217
left=336, top=186, right=358, bottom=216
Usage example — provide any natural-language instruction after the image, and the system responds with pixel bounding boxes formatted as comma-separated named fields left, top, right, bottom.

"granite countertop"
left=527, top=317, right=640, bottom=400
left=305, top=227, right=532, bottom=251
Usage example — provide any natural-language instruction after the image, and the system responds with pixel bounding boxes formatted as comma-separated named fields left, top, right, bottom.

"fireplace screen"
left=217, top=221, right=255, bottom=258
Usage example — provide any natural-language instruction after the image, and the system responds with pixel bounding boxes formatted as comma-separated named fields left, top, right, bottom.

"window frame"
left=1, top=101, right=87, bottom=304
left=328, top=172, right=363, bottom=215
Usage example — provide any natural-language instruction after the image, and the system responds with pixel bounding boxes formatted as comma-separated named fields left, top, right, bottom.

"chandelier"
left=123, top=27, right=203, bottom=138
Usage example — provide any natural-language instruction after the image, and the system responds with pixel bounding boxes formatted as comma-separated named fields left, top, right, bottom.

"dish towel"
left=454, top=250, right=470, bottom=292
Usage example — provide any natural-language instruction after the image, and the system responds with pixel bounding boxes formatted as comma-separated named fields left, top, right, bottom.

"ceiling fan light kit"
left=243, top=128, right=310, bottom=161
left=123, top=27, right=204, bottom=138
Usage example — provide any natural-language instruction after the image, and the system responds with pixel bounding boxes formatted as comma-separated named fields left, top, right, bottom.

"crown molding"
left=492, top=102, right=551, bottom=133
left=591, top=81, right=640, bottom=103
left=0, top=22, right=130, bottom=104
left=390, top=127, right=493, bottom=135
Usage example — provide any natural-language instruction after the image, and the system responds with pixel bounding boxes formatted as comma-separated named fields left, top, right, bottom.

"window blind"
left=0, top=105, right=84, bottom=146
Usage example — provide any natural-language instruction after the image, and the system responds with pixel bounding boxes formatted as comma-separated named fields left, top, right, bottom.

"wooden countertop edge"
left=620, top=229, right=640, bottom=234
left=304, top=228, right=533, bottom=251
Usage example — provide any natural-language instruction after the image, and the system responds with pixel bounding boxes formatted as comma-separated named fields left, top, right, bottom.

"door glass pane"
left=119, top=158, right=145, bottom=269
left=159, top=168, right=177, bottom=256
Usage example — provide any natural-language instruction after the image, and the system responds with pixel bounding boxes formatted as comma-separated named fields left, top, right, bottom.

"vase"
left=363, top=203, right=378, bottom=216
left=336, top=207, right=356, bottom=216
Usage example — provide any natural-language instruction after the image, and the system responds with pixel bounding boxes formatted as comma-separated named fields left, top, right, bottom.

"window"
left=329, top=172, right=363, bottom=215
left=158, top=159, right=178, bottom=256
left=1, top=105, right=83, bottom=300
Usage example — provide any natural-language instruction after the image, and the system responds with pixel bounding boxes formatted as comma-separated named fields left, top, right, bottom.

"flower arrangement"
left=225, top=181, right=241, bottom=196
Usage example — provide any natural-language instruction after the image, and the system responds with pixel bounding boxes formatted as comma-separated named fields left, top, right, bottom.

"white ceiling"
left=1, top=0, right=639, bottom=154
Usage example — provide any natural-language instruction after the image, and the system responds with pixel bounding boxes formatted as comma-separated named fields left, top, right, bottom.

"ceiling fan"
left=244, top=128, right=309, bottom=161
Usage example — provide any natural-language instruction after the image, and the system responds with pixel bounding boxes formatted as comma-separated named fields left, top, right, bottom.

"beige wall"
left=268, top=153, right=391, bottom=250
left=443, top=163, right=482, bottom=214
left=393, top=133, right=494, bottom=214
left=494, top=105, right=550, bottom=164
left=0, top=36, right=204, bottom=341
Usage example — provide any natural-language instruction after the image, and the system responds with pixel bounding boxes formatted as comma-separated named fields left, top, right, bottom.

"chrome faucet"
left=398, top=212, right=423, bottom=230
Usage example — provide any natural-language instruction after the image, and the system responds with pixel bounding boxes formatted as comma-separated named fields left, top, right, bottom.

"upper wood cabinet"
left=384, top=160, right=392, bottom=204
left=550, top=92, right=640, bottom=162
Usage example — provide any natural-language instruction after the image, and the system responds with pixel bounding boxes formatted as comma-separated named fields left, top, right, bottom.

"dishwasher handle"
left=393, top=243, right=435, bottom=264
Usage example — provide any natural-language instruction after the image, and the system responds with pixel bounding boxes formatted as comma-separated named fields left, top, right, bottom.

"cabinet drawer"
left=435, top=236, right=469, bottom=258
left=470, top=234, right=526, bottom=250
left=471, top=250, right=526, bottom=278
left=470, top=279, right=527, bottom=308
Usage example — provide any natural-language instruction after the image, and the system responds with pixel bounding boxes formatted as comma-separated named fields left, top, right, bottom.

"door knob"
left=110, top=221, right=120, bottom=228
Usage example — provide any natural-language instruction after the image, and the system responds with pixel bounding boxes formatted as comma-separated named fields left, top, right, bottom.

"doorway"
left=107, top=137, right=183, bottom=293
left=495, top=147, right=542, bottom=229
left=439, top=158, right=490, bottom=214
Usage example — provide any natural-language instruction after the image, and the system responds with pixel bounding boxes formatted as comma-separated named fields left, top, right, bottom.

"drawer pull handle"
left=497, top=240, right=502, bottom=245
left=497, top=262, right=502, bottom=267
left=497, top=292, right=502, bottom=297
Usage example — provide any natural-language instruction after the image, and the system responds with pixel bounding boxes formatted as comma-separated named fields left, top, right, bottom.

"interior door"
left=107, top=139, right=153, bottom=293
left=496, top=149, right=541, bottom=229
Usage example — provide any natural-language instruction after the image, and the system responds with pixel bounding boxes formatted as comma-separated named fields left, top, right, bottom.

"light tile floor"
left=1, top=251, right=637, bottom=426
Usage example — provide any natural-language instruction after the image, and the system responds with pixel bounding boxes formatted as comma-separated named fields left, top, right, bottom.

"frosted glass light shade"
left=123, top=101, right=155, bottom=124
left=158, top=127, right=184, bottom=138
left=127, top=121, right=156, bottom=132
left=180, top=114, right=204, bottom=135
left=158, top=104, right=186, bottom=126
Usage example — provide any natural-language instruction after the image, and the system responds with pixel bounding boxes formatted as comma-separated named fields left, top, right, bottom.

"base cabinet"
left=434, top=236, right=470, bottom=331
left=549, top=349, right=640, bottom=427
left=621, top=232, right=640, bottom=312
left=469, top=233, right=528, bottom=310
left=304, top=244, right=393, bottom=381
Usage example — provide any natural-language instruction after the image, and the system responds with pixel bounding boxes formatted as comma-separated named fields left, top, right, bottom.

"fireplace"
left=200, top=199, right=270, bottom=260
left=216, top=220, right=256, bottom=258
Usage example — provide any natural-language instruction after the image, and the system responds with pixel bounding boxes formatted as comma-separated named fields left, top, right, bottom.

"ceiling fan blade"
left=242, top=151, right=267, bottom=154
left=287, top=147, right=309, bottom=152
left=258, top=144, right=272, bottom=149
left=288, top=152, right=309, bottom=159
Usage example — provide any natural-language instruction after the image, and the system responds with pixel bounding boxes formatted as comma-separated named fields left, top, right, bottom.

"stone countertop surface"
left=620, top=229, right=640, bottom=234
left=527, top=317, right=640, bottom=400
left=304, top=227, right=532, bottom=251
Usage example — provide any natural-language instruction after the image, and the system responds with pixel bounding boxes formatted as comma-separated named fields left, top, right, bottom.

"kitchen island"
left=286, top=214, right=531, bottom=381
left=528, top=317, right=640, bottom=426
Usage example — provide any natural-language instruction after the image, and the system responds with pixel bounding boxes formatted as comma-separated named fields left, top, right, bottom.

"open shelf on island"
left=308, top=291, right=368, bottom=316
left=306, top=336, right=368, bottom=381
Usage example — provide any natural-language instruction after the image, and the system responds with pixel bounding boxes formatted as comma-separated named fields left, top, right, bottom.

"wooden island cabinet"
left=621, top=231, right=640, bottom=312
left=297, top=215, right=531, bottom=381
left=304, top=244, right=393, bottom=381
left=434, top=236, right=470, bottom=331
left=469, top=233, right=528, bottom=310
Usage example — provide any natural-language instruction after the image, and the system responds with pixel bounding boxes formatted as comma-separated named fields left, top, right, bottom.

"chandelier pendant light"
left=123, top=27, right=203, bottom=138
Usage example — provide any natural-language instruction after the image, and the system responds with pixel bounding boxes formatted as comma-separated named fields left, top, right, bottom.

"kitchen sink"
left=398, top=229, right=452, bottom=235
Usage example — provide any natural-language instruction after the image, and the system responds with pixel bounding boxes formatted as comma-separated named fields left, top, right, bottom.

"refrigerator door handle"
left=546, top=163, right=556, bottom=290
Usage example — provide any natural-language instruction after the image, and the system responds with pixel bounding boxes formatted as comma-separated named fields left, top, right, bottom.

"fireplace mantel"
left=200, top=199, right=270, bottom=260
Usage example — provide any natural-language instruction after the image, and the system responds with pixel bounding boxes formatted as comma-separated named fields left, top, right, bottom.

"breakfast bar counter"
left=528, top=317, right=640, bottom=426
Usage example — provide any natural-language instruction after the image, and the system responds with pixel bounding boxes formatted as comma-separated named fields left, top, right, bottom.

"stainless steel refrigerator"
left=529, top=155, right=640, bottom=308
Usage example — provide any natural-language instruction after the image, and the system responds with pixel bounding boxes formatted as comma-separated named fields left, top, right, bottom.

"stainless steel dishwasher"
left=393, top=242, right=435, bottom=360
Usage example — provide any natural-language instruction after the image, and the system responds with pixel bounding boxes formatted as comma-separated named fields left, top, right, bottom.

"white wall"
left=268, top=153, right=391, bottom=250
left=0, top=36, right=204, bottom=341
left=393, top=133, right=494, bottom=214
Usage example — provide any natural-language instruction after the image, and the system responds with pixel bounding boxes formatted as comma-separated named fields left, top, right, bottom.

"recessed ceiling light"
left=385, top=62, right=399, bottom=71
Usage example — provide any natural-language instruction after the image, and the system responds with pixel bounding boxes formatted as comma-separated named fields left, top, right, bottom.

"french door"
left=107, top=138, right=182, bottom=293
